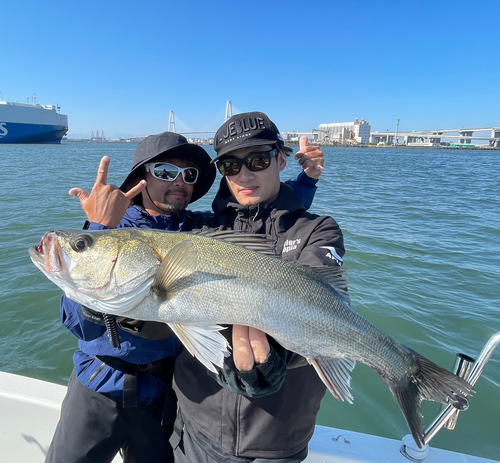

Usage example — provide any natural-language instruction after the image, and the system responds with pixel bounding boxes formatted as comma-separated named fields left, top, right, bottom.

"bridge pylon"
left=225, top=101, right=233, bottom=121
left=168, top=110, right=176, bottom=133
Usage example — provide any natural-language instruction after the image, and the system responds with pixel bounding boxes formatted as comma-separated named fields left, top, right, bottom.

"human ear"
left=278, top=153, right=287, bottom=172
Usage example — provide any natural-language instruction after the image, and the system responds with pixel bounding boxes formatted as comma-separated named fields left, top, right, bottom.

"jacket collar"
left=128, top=205, right=190, bottom=230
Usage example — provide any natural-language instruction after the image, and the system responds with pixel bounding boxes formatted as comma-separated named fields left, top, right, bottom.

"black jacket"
left=173, top=182, right=345, bottom=458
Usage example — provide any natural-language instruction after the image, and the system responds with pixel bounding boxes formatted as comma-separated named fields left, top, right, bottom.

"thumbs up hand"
left=294, top=136, right=324, bottom=180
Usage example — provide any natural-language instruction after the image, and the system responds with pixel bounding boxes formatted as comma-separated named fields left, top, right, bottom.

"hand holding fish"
left=232, top=325, right=270, bottom=371
left=69, top=156, right=146, bottom=227
left=295, top=136, right=324, bottom=179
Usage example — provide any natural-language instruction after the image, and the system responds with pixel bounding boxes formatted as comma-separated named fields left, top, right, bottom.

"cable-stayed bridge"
left=119, top=102, right=315, bottom=144
left=119, top=102, right=235, bottom=143
left=117, top=101, right=499, bottom=147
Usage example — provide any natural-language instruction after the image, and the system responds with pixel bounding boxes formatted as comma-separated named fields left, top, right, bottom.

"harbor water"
left=0, top=142, right=499, bottom=460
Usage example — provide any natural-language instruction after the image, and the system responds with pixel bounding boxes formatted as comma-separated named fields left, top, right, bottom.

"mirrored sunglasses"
left=216, top=149, right=279, bottom=177
left=145, top=162, right=199, bottom=184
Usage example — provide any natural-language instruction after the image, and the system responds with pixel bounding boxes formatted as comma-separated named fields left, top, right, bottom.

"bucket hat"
left=212, top=111, right=285, bottom=161
left=120, top=132, right=216, bottom=204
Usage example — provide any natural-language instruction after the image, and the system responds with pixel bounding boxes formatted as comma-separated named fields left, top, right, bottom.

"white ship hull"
left=0, top=101, right=68, bottom=144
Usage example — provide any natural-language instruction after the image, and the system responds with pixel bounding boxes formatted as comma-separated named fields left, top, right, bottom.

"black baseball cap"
left=120, top=132, right=216, bottom=204
left=212, top=111, right=285, bottom=161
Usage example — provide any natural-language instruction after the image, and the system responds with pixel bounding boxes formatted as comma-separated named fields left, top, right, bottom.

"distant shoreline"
left=284, top=141, right=500, bottom=151
left=64, top=138, right=499, bottom=151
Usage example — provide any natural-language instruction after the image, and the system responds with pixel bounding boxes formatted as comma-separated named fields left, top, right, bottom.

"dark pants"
left=45, top=371, right=175, bottom=463
left=172, top=415, right=308, bottom=463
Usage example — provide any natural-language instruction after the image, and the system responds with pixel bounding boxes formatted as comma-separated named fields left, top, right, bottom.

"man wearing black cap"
left=46, top=131, right=322, bottom=463
left=171, top=113, right=345, bottom=463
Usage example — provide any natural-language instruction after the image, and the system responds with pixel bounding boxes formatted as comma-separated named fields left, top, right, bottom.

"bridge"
left=115, top=101, right=499, bottom=148
left=371, top=127, right=500, bottom=147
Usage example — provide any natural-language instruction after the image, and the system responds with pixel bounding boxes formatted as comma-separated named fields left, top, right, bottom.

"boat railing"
left=0, top=101, right=57, bottom=110
left=400, top=331, right=500, bottom=461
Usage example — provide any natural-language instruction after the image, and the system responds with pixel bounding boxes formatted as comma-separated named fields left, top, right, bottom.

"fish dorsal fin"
left=304, top=266, right=350, bottom=304
left=168, top=323, right=230, bottom=372
left=191, top=230, right=276, bottom=256
left=310, top=356, right=355, bottom=403
left=152, top=240, right=197, bottom=302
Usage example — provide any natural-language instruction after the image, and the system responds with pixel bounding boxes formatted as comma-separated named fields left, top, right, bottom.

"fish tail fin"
left=383, top=348, right=473, bottom=449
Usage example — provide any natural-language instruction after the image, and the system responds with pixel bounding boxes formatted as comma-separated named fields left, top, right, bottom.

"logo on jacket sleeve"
left=320, top=246, right=343, bottom=265
left=283, top=238, right=301, bottom=254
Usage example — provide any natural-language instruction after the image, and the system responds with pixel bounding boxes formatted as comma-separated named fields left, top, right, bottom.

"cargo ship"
left=0, top=99, right=68, bottom=144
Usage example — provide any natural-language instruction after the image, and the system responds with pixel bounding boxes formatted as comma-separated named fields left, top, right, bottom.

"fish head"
left=29, top=229, right=161, bottom=315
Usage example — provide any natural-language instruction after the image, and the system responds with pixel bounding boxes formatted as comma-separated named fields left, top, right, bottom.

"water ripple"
left=1, top=144, right=499, bottom=459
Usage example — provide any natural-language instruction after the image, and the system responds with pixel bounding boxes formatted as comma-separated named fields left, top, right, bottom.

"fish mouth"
left=29, top=230, right=153, bottom=316
left=30, top=231, right=68, bottom=274
left=30, top=231, right=130, bottom=297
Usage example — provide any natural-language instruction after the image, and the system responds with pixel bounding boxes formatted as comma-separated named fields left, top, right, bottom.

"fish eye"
left=71, top=234, right=94, bottom=252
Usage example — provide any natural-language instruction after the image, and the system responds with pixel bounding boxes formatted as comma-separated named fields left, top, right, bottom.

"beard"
left=143, top=185, right=192, bottom=215
left=154, top=189, right=190, bottom=214
left=154, top=201, right=186, bottom=214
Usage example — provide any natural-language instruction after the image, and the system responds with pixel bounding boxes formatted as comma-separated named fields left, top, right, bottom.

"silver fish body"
left=29, top=228, right=473, bottom=447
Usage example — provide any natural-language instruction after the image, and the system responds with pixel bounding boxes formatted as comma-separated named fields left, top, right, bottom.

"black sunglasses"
left=216, top=149, right=279, bottom=177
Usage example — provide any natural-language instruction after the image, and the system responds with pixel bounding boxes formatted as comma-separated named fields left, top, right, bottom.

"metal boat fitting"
left=400, top=331, right=500, bottom=460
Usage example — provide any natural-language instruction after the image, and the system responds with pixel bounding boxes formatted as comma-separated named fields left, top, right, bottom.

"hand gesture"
left=232, top=325, right=270, bottom=371
left=295, top=136, right=324, bottom=180
left=69, top=156, right=146, bottom=227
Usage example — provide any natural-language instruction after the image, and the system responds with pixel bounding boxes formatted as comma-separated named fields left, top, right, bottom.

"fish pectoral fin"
left=168, top=323, right=230, bottom=373
left=309, top=357, right=355, bottom=404
left=152, top=240, right=197, bottom=302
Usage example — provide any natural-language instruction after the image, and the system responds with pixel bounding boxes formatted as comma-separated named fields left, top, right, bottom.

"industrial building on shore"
left=282, top=119, right=499, bottom=148
left=317, top=118, right=372, bottom=144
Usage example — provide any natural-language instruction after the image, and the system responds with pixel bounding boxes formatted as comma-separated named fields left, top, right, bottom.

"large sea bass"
left=30, top=228, right=472, bottom=447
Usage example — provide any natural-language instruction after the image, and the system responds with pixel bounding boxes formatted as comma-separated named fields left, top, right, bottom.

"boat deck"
left=0, top=372, right=496, bottom=463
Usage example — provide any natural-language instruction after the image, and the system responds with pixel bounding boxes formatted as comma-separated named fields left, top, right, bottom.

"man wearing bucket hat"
left=45, top=133, right=217, bottom=463
left=46, top=131, right=323, bottom=463
left=73, top=132, right=217, bottom=229
left=171, top=113, right=345, bottom=463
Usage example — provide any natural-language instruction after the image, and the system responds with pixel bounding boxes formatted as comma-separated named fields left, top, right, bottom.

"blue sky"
left=2, top=0, right=499, bottom=138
